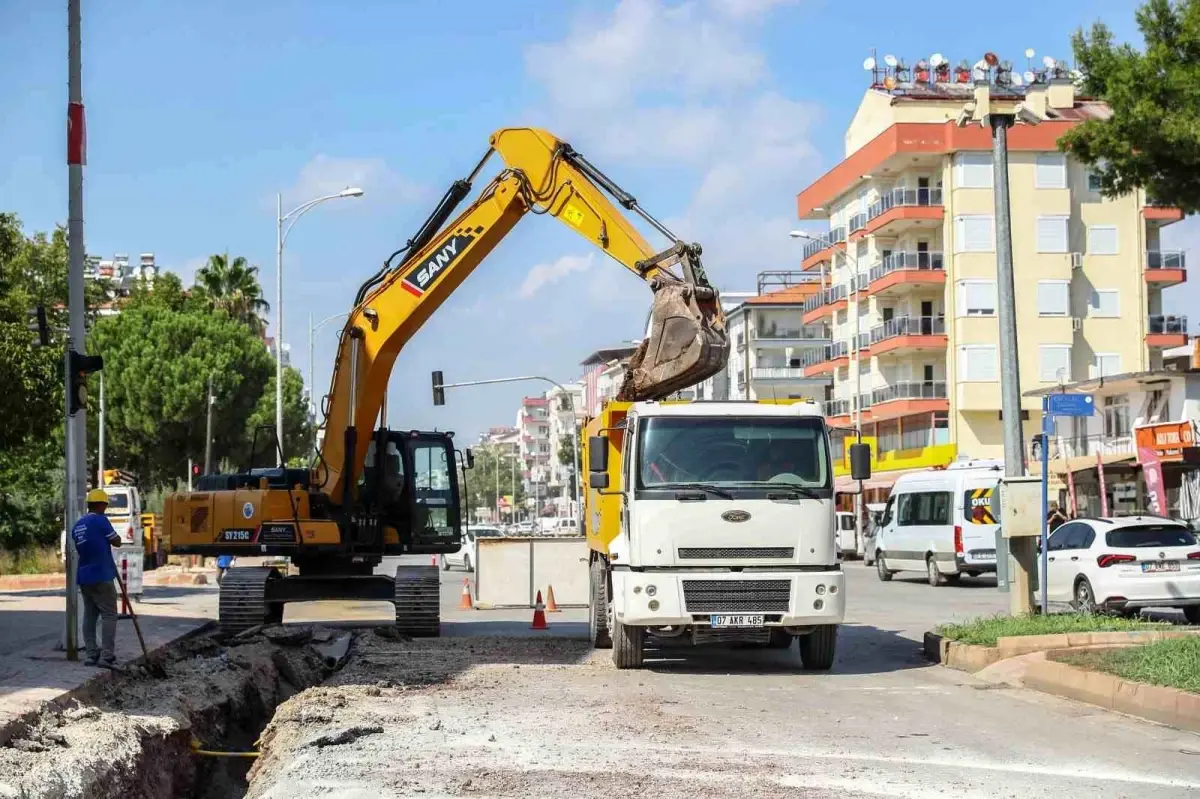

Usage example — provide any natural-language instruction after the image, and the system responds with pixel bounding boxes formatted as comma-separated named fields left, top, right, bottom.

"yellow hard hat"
left=85, top=488, right=109, bottom=504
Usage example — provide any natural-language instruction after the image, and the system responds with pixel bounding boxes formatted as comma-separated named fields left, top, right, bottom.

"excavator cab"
left=359, top=430, right=462, bottom=554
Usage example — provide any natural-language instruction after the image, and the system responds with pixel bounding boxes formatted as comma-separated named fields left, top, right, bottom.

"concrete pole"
left=64, top=0, right=86, bottom=661
left=991, top=114, right=1035, bottom=614
left=308, top=310, right=314, bottom=416
left=275, top=192, right=284, bottom=466
left=204, top=373, right=214, bottom=474
left=97, top=371, right=104, bottom=488
left=848, top=248, right=864, bottom=557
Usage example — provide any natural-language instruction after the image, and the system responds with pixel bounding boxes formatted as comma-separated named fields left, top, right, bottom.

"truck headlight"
left=645, top=584, right=657, bottom=597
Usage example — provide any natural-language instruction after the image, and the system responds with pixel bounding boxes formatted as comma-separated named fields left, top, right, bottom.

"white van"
left=835, top=511, right=857, bottom=558
left=873, top=459, right=1002, bottom=585
left=102, top=485, right=143, bottom=545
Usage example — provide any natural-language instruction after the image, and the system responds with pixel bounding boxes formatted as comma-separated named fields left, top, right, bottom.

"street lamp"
left=791, top=229, right=865, bottom=554
left=275, top=186, right=363, bottom=464
left=308, top=310, right=351, bottom=417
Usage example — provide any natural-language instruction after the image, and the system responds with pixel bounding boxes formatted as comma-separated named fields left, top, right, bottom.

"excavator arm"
left=316, top=127, right=728, bottom=505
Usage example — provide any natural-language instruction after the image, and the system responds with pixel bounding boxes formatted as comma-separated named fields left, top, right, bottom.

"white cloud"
left=279, top=154, right=426, bottom=211
left=524, top=0, right=821, bottom=291
left=518, top=253, right=595, bottom=298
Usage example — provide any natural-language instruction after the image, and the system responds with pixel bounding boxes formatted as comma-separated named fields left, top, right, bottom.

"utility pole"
left=990, top=115, right=1026, bottom=478
left=64, top=0, right=86, bottom=661
left=204, top=374, right=214, bottom=474
left=97, top=371, right=104, bottom=488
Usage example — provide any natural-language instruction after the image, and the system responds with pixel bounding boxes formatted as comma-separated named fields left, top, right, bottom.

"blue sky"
left=2, top=0, right=1192, bottom=444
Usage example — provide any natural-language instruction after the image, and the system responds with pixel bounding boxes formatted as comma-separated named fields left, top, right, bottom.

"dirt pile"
left=0, top=626, right=343, bottom=799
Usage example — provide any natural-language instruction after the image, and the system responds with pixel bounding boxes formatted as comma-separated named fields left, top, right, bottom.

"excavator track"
left=218, top=567, right=282, bottom=633
left=394, top=565, right=440, bottom=637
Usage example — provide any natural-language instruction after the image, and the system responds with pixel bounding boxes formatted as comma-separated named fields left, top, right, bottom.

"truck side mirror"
left=588, top=435, right=608, bottom=472
left=589, top=472, right=610, bottom=489
left=464, top=448, right=475, bottom=469
left=849, top=442, right=872, bottom=481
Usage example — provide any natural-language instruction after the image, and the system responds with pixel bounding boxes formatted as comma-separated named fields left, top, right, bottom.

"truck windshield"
left=637, top=416, right=829, bottom=490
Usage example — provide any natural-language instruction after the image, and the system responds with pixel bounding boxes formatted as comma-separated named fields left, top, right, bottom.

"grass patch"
left=1053, top=637, right=1200, bottom=694
left=936, top=613, right=1170, bottom=647
left=0, top=546, right=64, bottom=576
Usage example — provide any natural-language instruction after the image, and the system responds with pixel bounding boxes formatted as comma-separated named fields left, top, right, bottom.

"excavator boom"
left=317, top=127, right=728, bottom=505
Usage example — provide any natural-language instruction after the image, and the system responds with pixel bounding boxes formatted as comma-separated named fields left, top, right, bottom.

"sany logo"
left=402, top=232, right=475, bottom=295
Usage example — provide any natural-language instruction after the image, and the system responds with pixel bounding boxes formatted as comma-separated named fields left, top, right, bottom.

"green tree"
left=193, top=253, right=271, bottom=334
left=464, top=444, right=526, bottom=522
left=87, top=304, right=274, bottom=487
left=243, top=366, right=315, bottom=466
left=1059, top=0, right=1200, bottom=211
left=557, top=431, right=582, bottom=496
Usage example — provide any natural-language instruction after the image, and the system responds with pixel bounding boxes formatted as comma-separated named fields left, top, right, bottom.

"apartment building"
left=580, top=344, right=639, bottom=416
left=795, top=56, right=1187, bottom=487
left=544, top=382, right=583, bottom=497
left=703, top=271, right=832, bottom=402
left=515, top=396, right=552, bottom=496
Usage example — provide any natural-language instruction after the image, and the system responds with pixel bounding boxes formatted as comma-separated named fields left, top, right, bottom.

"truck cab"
left=584, top=400, right=869, bottom=670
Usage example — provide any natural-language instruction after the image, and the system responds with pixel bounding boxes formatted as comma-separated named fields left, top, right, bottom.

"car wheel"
left=1183, top=606, right=1200, bottom=625
left=876, top=553, right=893, bottom=582
left=797, top=625, right=837, bottom=670
left=1072, top=577, right=1097, bottom=614
left=463, top=554, right=472, bottom=573
left=440, top=556, right=450, bottom=571
left=926, top=555, right=946, bottom=587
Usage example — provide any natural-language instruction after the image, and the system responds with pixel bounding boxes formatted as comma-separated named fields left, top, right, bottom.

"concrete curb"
left=1024, top=654, right=1200, bottom=734
left=925, top=629, right=1200, bottom=673
left=0, top=570, right=213, bottom=591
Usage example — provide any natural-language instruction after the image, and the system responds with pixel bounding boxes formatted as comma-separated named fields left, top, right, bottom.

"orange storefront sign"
left=1134, top=421, right=1196, bottom=463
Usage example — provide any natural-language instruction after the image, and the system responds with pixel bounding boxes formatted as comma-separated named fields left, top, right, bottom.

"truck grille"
left=678, top=547, right=794, bottom=559
left=682, top=579, right=791, bottom=613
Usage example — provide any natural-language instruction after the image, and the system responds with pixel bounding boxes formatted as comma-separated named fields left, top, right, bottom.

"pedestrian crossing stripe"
left=968, top=488, right=996, bottom=524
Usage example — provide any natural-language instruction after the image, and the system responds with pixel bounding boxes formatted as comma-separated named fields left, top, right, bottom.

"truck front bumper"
left=612, top=569, right=845, bottom=627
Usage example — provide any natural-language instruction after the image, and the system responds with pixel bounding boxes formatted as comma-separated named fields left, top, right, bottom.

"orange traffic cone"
left=530, top=590, right=548, bottom=630
left=459, top=578, right=473, bottom=610
left=545, top=584, right=560, bottom=613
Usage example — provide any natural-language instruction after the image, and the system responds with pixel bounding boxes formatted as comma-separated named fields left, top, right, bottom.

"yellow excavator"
left=164, top=128, right=729, bottom=634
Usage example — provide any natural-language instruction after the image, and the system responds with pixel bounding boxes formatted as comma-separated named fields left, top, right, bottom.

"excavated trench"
left=0, top=624, right=354, bottom=799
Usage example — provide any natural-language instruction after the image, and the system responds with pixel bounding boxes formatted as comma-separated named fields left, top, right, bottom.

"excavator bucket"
left=619, top=277, right=729, bottom=401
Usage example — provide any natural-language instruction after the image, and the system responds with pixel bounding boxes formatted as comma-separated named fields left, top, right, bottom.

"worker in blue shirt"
left=216, top=554, right=233, bottom=584
left=71, top=489, right=123, bottom=666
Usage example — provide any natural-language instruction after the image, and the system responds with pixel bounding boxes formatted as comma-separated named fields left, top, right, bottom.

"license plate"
left=973, top=552, right=996, bottom=562
left=1141, top=561, right=1180, bottom=573
left=710, top=614, right=765, bottom=628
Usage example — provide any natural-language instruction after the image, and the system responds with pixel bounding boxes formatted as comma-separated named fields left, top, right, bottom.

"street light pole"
left=275, top=187, right=364, bottom=464
left=309, top=311, right=351, bottom=416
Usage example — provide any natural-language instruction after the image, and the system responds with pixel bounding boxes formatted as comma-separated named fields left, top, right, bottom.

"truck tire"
left=767, top=629, right=793, bottom=649
left=797, top=624, right=837, bottom=670
left=589, top=558, right=612, bottom=649
left=611, top=616, right=645, bottom=669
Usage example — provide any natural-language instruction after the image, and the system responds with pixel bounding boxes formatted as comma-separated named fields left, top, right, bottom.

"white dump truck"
left=582, top=399, right=870, bottom=669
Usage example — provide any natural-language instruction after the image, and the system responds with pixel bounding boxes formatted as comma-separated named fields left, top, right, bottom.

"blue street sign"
left=1046, top=393, right=1095, bottom=417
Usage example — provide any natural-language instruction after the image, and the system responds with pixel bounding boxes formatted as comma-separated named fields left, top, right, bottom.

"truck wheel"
left=767, top=629, right=793, bottom=649
left=797, top=625, right=837, bottom=670
left=876, top=553, right=893, bottom=582
left=589, top=558, right=612, bottom=649
left=1183, top=606, right=1200, bottom=625
left=611, top=616, right=645, bottom=669
left=926, top=556, right=946, bottom=587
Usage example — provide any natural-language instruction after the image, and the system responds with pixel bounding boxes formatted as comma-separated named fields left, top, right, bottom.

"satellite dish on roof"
left=863, top=56, right=876, bottom=70
left=1011, top=73, right=1024, bottom=87
left=884, top=54, right=898, bottom=67
left=930, top=53, right=945, bottom=67
left=1025, top=48, right=1036, bottom=59
left=1023, top=70, right=1036, bottom=83
left=1070, top=68, right=1084, bottom=81
left=883, top=75, right=897, bottom=90
left=1042, top=55, right=1057, bottom=69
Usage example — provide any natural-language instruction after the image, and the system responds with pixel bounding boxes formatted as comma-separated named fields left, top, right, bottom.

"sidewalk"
left=0, top=582, right=218, bottom=732
left=0, top=565, right=216, bottom=592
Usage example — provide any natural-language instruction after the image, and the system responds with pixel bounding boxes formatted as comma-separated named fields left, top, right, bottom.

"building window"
left=933, top=411, right=950, bottom=445
left=957, top=279, right=997, bottom=317
left=1089, top=289, right=1120, bottom=318
left=1039, top=344, right=1072, bottom=382
left=1091, top=353, right=1121, bottom=379
left=877, top=419, right=901, bottom=454
left=1088, top=225, right=1119, bottom=255
left=1035, top=153, right=1067, bottom=189
left=1146, top=388, right=1169, bottom=422
left=954, top=215, right=995, bottom=253
left=1035, top=216, right=1069, bottom=253
left=901, top=414, right=933, bottom=450
left=1103, top=395, right=1131, bottom=439
left=959, top=345, right=998, bottom=382
left=1036, top=281, right=1070, bottom=316
left=1087, top=171, right=1103, bottom=192
left=954, top=152, right=993, bottom=188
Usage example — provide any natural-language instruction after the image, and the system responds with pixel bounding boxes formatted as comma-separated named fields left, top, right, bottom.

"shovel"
left=115, top=570, right=168, bottom=677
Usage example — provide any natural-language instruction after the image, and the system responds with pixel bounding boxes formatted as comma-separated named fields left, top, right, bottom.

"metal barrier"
left=474, top=535, right=589, bottom=608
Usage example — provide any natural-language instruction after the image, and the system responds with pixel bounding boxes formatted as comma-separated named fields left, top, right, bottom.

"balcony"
left=801, top=341, right=848, bottom=376
left=852, top=186, right=944, bottom=240
left=866, top=251, right=945, bottom=296
left=801, top=283, right=847, bottom=324
left=868, top=315, right=947, bottom=357
left=750, top=366, right=811, bottom=380
left=869, top=381, right=950, bottom=421
left=1145, top=250, right=1187, bottom=287
left=753, top=326, right=830, bottom=348
left=1143, top=202, right=1184, bottom=225
left=801, top=226, right=846, bottom=270
left=824, top=392, right=873, bottom=424
left=1027, top=433, right=1136, bottom=478
left=1147, top=314, right=1188, bottom=348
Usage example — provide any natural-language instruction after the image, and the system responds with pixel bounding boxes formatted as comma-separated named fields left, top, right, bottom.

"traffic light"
left=27, top=306, right=49, bottom=347
left=432, top=370, right=445, bottom=406
left=67, top=349, right=103, bottom=415
left=192, top=463, right=201, bottom=476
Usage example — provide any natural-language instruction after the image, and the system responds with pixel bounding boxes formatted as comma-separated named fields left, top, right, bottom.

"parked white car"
left=440, top=525, right=503, bottom=572
left=835, top=511, right=857, bottom=559
left=1039, top=515, right=1200, bottom=622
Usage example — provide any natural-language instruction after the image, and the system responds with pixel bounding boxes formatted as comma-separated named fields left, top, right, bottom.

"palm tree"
left=195, top=254, right=270, bottom=334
